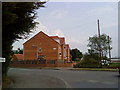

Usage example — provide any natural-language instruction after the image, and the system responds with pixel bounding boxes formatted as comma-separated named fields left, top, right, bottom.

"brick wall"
left=23, top=32, right=60, bottom=60
left=10, top=60, right=73, bottom=67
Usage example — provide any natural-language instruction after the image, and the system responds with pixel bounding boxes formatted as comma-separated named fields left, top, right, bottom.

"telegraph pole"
left=108, top=36, right=111, bottom=61
left=97, top=19, right=102, bottom=66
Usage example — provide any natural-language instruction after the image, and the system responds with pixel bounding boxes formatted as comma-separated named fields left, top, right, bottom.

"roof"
left=13, top=54, right=23, bottom=60
left=23, top=31, right=60, bottom=45
left=59, top=37, right=65, bottom=45
left=65, top=44, right=69, bottom=49
left=50, top=36, right=65, bottom=45
left=23, top=31, right=69, bottom=47
left=50, top=36, right=59, bottom=39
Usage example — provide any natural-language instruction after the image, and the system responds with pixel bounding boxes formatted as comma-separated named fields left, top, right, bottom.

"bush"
left=74, top=53, right=100, bottom=68
left=73, top=63, right=81, bottom=68
left=108, top=63, right=120, bottom=68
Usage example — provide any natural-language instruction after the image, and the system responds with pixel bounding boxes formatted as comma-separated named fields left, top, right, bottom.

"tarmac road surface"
left=8, top=68, right=119, bottom=88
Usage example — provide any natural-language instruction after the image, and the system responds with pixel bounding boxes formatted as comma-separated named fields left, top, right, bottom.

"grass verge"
left=70, top=68, right=118, bottom=72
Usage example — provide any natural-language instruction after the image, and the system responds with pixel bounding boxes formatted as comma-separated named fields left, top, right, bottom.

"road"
left=8, top=68, right=119, bottom=88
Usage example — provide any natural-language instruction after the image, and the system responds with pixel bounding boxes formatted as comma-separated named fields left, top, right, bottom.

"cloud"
left=67, top=38, right=81, bottom=48
left=34, top=22, right=65, bottom=37
left=50, top=29, right=65, bottom=37
left=50, top=10, right=68, bottom=19
left=34, top=21, right=65, bottom=37
left=67, top=37, right=80, bottom=44
left=66, top=37, right=88, bottom=53
left=35, top=21, right=50, bottom=35
left=102, top=22, right=118, bottom=29
left=89, top=5, right=115, bottom=16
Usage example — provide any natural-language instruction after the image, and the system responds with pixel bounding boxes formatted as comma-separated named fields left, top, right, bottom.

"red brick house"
left=23, top=31, right=71, bottom=62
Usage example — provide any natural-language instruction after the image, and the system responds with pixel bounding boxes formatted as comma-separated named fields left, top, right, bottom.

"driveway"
left=8, top=68, right=119, bottom=88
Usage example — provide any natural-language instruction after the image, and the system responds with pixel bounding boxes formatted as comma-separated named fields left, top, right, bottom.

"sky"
left=12, top=2, right=118, bottom=57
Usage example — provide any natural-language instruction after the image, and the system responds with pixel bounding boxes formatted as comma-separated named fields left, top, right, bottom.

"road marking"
left=102, top=81, right=115, bottom=85
left=88, top=80, right=98, bottom=83
left=53, top=76, right=71, bottom=88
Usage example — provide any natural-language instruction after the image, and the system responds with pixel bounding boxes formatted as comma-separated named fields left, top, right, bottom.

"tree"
left=2, top=2, right=46, bottom=75
left=70, top=48, right=83, bottom=61
left=13, top=48, right=23, bottom=54
left=87, top=34, right=112, bottom=59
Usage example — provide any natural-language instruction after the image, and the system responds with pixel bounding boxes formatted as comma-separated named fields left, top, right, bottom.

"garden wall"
left=10, top=60, right=73, bottom=68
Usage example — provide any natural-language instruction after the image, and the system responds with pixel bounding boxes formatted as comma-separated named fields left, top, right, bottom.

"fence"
left=10, top=59, right=73, bottom=67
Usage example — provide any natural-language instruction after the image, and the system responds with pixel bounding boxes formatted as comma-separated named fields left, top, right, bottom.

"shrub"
left=108, top=63, right=120, bottom=68
left=74, top=53, right=100, bottom=68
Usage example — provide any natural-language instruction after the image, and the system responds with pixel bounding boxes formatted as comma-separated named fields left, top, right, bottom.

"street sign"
left=0, top=57, right=5, bottom=62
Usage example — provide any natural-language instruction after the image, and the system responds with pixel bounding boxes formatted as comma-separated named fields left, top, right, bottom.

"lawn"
left=70, top=68, right=118, bottom=72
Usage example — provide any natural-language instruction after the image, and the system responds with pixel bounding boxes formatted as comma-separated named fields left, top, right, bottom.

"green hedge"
left=74, top=58, right=100, bottom=68
left=73, top=63, right=100, bottom=68
left=108, top=63, right=120, bottom=68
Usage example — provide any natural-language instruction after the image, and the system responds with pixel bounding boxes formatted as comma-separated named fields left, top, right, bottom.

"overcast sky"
left=12, top=2, right=118, bottom=57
